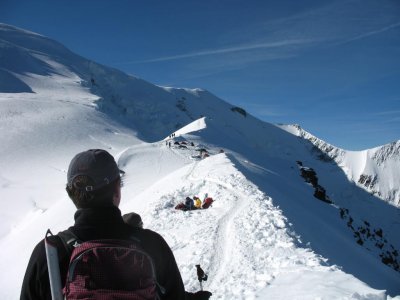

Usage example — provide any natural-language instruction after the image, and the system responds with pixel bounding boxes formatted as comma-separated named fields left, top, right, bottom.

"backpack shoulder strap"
left=127, top=233, right=141, bottom=244
left=57, top=230, right=82, bottom=255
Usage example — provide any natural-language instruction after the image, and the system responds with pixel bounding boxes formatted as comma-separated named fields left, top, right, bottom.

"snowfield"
left=124, top=151, right=383, bottom=299
left=0, top=23, right=399, bottom=299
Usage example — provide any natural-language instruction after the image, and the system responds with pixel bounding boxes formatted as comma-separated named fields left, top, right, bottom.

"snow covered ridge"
left=0, top=23, right=43, bottom=37
left=0, top=23, right=235, bottom=142
left=279, top=124, right=400, bottom=207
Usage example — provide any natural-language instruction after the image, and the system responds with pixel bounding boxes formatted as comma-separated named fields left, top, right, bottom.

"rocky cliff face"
left=372, top=141, right=400, bottom=166
left=366, top=141, right=400, bottom=206
left=280, top=124, right=400, bottom=207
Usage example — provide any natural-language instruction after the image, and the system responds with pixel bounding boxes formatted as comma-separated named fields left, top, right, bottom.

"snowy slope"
left=280, top=124, right=400, bottom=207
left=0, top=23, right=399, bottom=299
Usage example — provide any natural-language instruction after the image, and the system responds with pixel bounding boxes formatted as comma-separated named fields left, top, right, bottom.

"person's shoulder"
left=134, top=227, right=172, bottom=249
left=138, top=228, right=166, bottom=241
left=31, top=238, right=46, bottom=256
left=30, top=233, right=67, bottom=259
left=25, top=238, right=48, bottom=274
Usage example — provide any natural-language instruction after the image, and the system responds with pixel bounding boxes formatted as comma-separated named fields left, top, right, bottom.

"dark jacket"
left=20, top=206, right=186, bottom=300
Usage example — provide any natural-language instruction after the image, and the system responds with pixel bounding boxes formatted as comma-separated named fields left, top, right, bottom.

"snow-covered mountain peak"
left=280, top=124, right=400, bottom=207
left=0, top=23, right=73, bottom=60
left=279, top=123, right=344, bottom=155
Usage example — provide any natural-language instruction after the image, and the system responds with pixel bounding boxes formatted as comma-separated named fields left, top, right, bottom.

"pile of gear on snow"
left=165, top=134, right=224, bottom=160
left=175, top=195, right=215, bottom=211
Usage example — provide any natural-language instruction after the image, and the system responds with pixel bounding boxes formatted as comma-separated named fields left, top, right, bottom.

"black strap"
left=57, top=230, right=143, bottom=254
left=57, top=230, right=81, bottom=256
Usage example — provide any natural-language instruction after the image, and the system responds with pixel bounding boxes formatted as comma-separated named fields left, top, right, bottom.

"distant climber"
left=185, top=196, right=194, bottom=210
left=194, top=196, right=202, bottom=208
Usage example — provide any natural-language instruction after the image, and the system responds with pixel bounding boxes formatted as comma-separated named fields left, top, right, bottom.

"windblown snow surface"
left=0, top=24, right=399, bottom=299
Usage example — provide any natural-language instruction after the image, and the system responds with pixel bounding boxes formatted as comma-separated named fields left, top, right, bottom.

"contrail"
left=115, top=39, right=315, bottom=65
left=342, top=22, right=400, bottom=44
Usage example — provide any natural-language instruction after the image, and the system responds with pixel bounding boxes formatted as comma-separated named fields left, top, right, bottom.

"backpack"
left=202, top=198, right=214, bottom=209
left=58, top=230, right=163, bottom=300
left=175, top=203, right=187, bottom=211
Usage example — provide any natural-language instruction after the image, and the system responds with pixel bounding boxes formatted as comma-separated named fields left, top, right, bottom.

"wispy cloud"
left=368, top=110, right=400, bottom=123
left=346, top=127, right=395, bottom=134
left=244, top=103, right=290, bottom=118
left=115, top=39, right=315, bottom=65
left=115, top=0, right=400, bottom=83
left=336, top=22, right=400, bottom=45
left=385, top=117, right=400, bottom=123
left=243, top=1, right=400, bottom=48
left=373, top=110, right=400, bottom=116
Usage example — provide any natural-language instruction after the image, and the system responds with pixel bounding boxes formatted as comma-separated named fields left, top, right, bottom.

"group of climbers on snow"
left=164, top=133, right=221, bottom=160
left=175, top=194, right=214, bottom=211
left=163, top=133, right=217, bottom=212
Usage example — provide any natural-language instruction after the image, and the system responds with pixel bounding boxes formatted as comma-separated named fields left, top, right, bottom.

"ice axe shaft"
left=45, top=229, right=63, bottom=300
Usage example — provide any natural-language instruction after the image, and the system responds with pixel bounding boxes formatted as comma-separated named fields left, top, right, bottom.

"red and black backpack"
left=57, top=230, right=164, bottom=300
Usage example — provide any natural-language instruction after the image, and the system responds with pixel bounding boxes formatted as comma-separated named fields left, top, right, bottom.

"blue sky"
left=1, top=0, right=399, bottom=150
